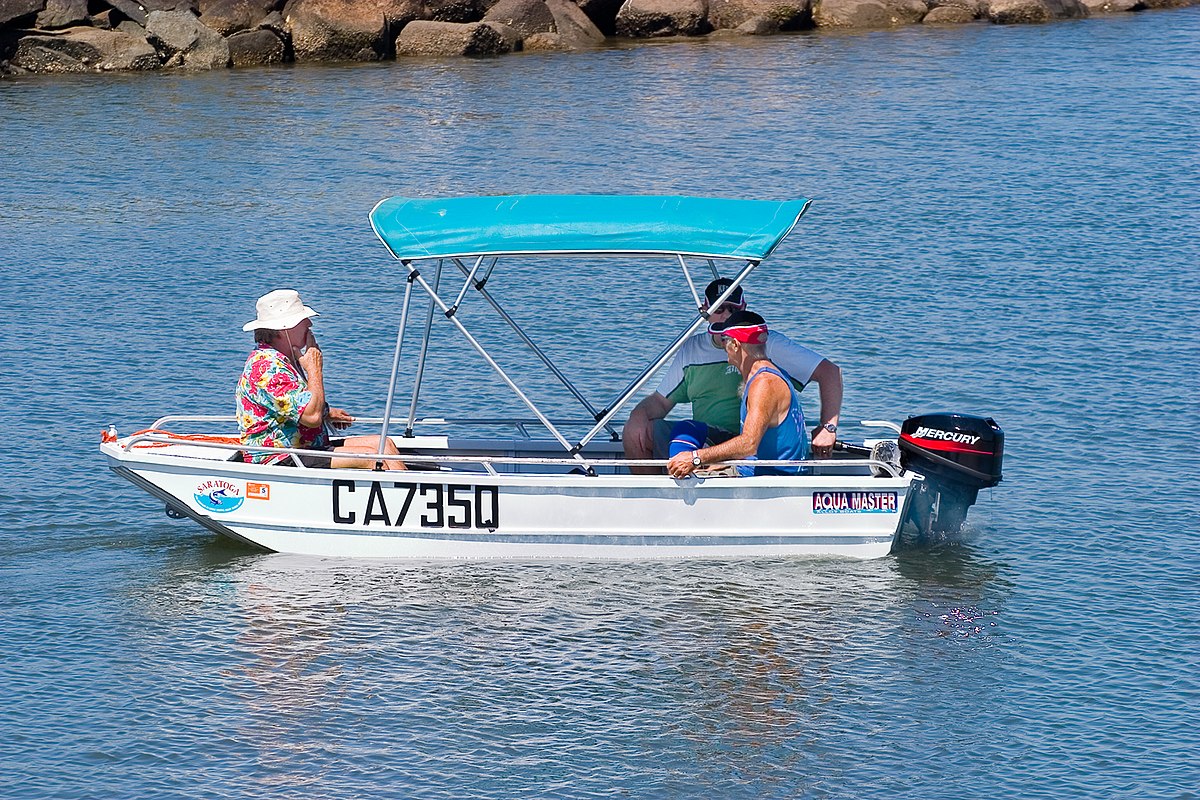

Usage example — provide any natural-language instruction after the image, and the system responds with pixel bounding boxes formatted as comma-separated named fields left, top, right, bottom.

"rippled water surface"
left=2, top=10, right=1199, bottom=798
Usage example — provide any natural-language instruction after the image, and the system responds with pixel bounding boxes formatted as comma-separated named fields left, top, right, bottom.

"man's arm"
left=809, top=358, right=842, bottom=457
left=298, top=337, right=326, bottom=428
left=667, top=375, right=787, bottom=477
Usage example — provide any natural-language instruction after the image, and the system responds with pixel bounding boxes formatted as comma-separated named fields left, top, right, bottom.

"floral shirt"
left=236, top=345, right=327, bottom=464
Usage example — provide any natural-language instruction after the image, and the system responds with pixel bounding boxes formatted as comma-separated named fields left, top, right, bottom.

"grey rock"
left=36, top=0, right=89, bottom=29
left=575, top=0, right=622, bottom=34
left=199, top=0, right=279, bottom=34
left=484, top=0, right=555, bottom=35
left=426, top=0, right=484, bottom=21
left=228, top=25, right=285, bottom=62
left=614, top=0, right=709, bottom=37
left=0, top=0, right=44, bottom=27
left=146, top=9, right=230, bottom=68
left=12, top=25, right=160, bottom=72
left=544, top=0, right=604, bottom=44
left=708, top=0, right=811, bottom=30
left=813, top=0, right=927, bottom=28
left=116, top=19, right=147, bottom=34
left=923, top=3, right=973, bottom=18
left=395, top=19, right=514, bottom=54
left=107, top=0, right=149, bottom=25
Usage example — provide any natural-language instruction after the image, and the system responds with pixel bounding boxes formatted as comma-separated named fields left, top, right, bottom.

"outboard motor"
left=898, top=413, right=1004, bottom=536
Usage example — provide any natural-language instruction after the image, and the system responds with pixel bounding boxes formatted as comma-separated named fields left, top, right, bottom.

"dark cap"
left=708, top=310, right=768, bottom=344
left=704, top=278, right=747, bottom=309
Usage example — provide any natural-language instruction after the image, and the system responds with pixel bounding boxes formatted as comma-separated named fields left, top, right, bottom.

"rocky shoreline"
left=1, top=0, right=1195, bottom=74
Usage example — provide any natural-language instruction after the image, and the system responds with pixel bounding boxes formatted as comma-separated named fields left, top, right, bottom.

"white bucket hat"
left=242, top=289, right=320, bottom=332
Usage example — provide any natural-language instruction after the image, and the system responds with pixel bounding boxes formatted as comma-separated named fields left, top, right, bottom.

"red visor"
left=709, top=322, right=768, bottom=345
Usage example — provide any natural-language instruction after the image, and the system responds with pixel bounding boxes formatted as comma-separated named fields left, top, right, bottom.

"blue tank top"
left=738, top=365, right=808, bottom=476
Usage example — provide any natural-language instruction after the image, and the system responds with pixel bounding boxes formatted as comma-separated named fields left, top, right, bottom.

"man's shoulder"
left=672, top=333, right=725, bottom=368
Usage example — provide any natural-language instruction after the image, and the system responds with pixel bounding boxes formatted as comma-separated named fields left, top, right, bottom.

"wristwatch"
left=821, top=423, right=837, bottom=434
left=692, top=451, right=702, bottom=467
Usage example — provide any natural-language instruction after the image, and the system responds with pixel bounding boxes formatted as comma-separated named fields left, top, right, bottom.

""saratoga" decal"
left=194, top=479, right=244, bottom=513
left=812, top=491, right=897, bottom=514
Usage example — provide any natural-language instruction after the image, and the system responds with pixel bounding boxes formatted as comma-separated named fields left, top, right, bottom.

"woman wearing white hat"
left=235, top=289, right=406, bottom=470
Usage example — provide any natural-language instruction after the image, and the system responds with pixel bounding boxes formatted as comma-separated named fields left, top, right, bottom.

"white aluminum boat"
left=101, top=195, right=1003, bottom=560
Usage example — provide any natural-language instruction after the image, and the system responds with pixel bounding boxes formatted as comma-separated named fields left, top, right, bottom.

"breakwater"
left=0, top=0, right=1195, bottom=74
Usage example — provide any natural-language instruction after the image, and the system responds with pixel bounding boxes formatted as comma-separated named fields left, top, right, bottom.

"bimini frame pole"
left=407, top=269, right=590, bottom=468
left=573, top=258, right=759, bottom=451
left=377, top=271, right=416, bottom=452
left=404, top=259, right=443, bottom=437
left=449, top=257, right=619, bottom=440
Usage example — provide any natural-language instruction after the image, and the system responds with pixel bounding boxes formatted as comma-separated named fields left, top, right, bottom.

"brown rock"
left=923, top=3, right=974, bottom=18
left=484, top=0, right=555, bottom=34
left=198, top=0, right=280, bottom=35
left=284, top=0, right=421, bottom=61
left=1, top=0, right=44, bottom=27
left=614, top=0, right=709, bottom=37
left=146, top=9, right=231, bottom=68
left=708, top=0, right=811, bottom=30
left=395, top=18, right=514, bottom=54
left=575, top=0, right=622, bottom=33
left=523, top=28, right=565, bottom=46
left=11, top=25, right=160, bottom=72
left=813, top=0, right=928, bottom=28
left=425, top=0, right=484, bottom=21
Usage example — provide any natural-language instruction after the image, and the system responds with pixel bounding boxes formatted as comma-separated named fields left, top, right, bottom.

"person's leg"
left=330, top=435, right=407, bottom=470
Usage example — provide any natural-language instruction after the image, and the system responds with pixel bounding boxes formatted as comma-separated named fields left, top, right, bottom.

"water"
left=2, top=10, right=1199, bottom=797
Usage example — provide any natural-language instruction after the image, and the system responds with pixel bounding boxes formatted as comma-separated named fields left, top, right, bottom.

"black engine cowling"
left=899, top=413, right=1003, bottom=536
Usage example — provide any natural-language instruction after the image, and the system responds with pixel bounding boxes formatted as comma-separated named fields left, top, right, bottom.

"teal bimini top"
left=369, top=195, right=811, bottom=262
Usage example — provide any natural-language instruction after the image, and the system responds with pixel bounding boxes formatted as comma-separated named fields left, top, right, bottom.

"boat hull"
left=104, top=442, right=913, bottom=560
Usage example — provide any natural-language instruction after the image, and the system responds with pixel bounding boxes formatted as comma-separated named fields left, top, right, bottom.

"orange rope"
left=128, top=428, right=242, bottom=449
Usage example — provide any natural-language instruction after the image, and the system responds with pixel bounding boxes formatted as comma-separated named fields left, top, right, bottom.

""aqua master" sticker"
left=812, top=491, right=898, bottom=514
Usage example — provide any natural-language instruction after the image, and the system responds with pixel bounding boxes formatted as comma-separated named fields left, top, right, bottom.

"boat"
left=100, top=195, right=1003, bottom=560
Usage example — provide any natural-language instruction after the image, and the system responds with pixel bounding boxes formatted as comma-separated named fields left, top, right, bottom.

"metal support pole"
left=408, top=270, right=590, bottom=468
left=575, top=259, right=759, bottom=450
left=680, top=254, right=702, bottom=312
left=447, top=257, right=619, bottom=439
left=378, top=271, right=416, bottom=452
left=449, top=255, right=485, bottom=314
left=707, top=259, right=720, bottom=279
left=405, top=259, right=442, bottom=437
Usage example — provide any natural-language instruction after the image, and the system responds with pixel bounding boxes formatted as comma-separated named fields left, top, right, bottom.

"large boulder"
left=1, top=0, right=44, bottom=26
left=707, top=0, right=811, bottom=30
left=923, top=3, right=974, bottom=18
left=614, top=0, right=709, bottom=36
left=107, top=0, right=149, bottom=24
left=575, top=0, right=622, bottom=33
left=198, top=0, right=280, bottom=35
left=11, top=26, right=160, bottom=71
left=484, top=0, right=555, bottom=34
left=544, top=0, right=604, bottom=42
left=984, top=0, right=1085, bottom=21
left=227, top=25, right=285, bottom=62
left=394, top=19, right=514, bottom=54
left=283, top=0, right=421, bottom=61
left=425, top=0, right=484, bottom=20
left=813, top=0, right=927, bottom=27
left=146, top=9, right=230, bottom=68
left=35, top=0, right=88, bottom=28
left=1078, top=0, right=1138, bottom=11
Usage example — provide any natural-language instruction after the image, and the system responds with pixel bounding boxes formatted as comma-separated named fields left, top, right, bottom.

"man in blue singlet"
left=667, top=311, right=806, bottom=478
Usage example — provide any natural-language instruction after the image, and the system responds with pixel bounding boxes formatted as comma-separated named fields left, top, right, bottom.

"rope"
left=128, top=429, right=242, bottom=449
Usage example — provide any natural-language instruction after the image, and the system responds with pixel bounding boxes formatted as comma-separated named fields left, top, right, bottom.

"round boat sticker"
left=194, top=479, right=244, bottom=513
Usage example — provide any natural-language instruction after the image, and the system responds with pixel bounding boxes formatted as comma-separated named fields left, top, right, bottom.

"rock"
left=923, top=3, right=974, bottom=18
left=198, top=0, right=279, bottom=35
left=395, top=19, right=514, bottom=54
left=614, top=0, right=709, bottom=37
left=107, top=0, right=149, bottom=25
left=11, top=26, right=160, bottom=71
left=813, top=0, right=927, bottom=28
left=927, top=0, right=981, bottom=12
left=984, top=0, right=1085, bottom=21
left=1078, top=0, right=1138, bottom=11
left=90, top=10, right=115, bottom=27
left=35, top=0, right=89, bottom=29
left=116, top=19, right=147, bottom=35
left=256, top=8, right=286, bottom=31
left=484, top=0, right=555, bottom=35
left=708, top=0, right=811, bottom=30
left=0, top=0, right=44, bottom=27
left=575, top=0, right=623, bottom=34
left=544, top=0, right=604, bottom=43
left=426, top=0, right=484, bottom=21
left=228, top=25, right=285, bottom=62
left=523, top=28, right=564, bottom=46
left=283, top=0, right=419, bottom=61
left=146, top=9, right=231, bottom=68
